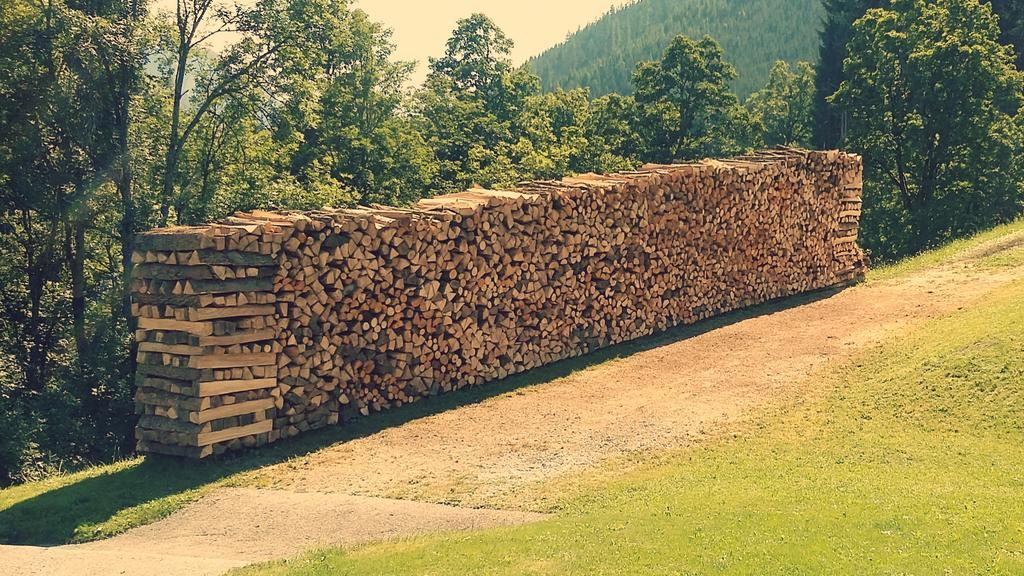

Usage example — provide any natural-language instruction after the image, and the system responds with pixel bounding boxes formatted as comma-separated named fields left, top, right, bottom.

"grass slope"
left=236, top=275, right=1024, bottom=574
left=0, top=221, right=1020, bottom=548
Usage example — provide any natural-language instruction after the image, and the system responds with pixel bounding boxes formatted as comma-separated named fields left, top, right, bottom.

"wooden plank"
left=135, top=229, right=215, bottom=252
left=137, top=414, right=202, bottom=434
left=177, top=250, right=277, bottom=267
left=133, top=293, right=213, bottom=307
left=198, top=378, right=277, bottom=397
left=138, top=342, right=205, bottom=356
left=137, top=363, right=201, bottom=382
left=196, top=419, right=273, bottom=447
left=138, top=317, right=214, bottom=336
left=184, top=278, right=274, bottom=294
left=186, top=305, right=276, bottom=321
left=135, top=389, right=207, bottom=411
left=188, top=352, right=277, bottom=369
left=192, top=398, right=274, bottom=424
left=136, top=439, right=213, bottom=459
left=133, top=263, right=218, bottom=280
left=198, top=329, right=277, bottom=346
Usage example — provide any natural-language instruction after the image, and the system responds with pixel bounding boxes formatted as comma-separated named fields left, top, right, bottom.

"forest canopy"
left=527, top=0, right=826, bottom=98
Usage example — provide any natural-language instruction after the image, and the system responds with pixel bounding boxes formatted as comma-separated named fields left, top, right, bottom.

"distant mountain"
left=527, top=0, right=826, bottom=99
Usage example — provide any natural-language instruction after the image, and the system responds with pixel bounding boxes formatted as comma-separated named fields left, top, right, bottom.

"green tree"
left=417, top=14, right=531, bottom=191
left=586, top=93, right=642, bottom=168
left=527, top=0, right=826, bottom=99
left=988, top=0, right=1024, bottom=69
left=157, top=0, right=305, bottom=225
left=429, top=13, right=513, bottom=98
left=746, top=61, right=815, bottom=147
left=277, top=1, right=434, bottom=206
left=0, top=0, right=149, bottom=482
left=813, top=0, right=883, bottom=149
left=832, top=0, right=1024, bottom=258
left=815, top=0, right=1023, bottom=150
left=631, top=35, right=755, bottom=163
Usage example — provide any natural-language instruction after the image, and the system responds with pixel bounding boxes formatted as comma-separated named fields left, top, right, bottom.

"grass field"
left=866, top=219, right=1024, bottom=281
left=1, top=220, right=1021, bottom=551
left=235, top=278, right=1024, bottom=575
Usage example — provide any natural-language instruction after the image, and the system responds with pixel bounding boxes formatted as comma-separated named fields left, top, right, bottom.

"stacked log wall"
left=130, top=148, right=867, bottom=457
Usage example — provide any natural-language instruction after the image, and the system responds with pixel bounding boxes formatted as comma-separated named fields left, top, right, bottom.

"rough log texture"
left=130, top=148, right=867, bottom=457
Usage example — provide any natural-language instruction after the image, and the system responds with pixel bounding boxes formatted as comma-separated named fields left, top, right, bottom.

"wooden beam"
left=186, top=305, right=276, bottom=321
left=188, top=352, right=277, bottom=369
left=198, top=378, right=277, bottom=397
left=196, top=420, right=272, bottom=447
left=138, top=317, right=214, bottom=336
left=191, top=398, right=274, bottom=424
left=138, top=342, right=205, bottom=356
left=197, top=329, right=277, bottom=347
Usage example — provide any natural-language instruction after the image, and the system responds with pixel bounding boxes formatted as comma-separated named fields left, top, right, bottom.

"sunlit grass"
left=866, top=218, right=1024, bottom=282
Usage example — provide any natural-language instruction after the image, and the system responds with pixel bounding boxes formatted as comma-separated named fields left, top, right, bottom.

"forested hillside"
left=527, top=0, right=826, bottom=98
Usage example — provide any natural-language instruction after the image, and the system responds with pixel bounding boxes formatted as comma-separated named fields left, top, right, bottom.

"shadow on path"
left=0, top=286, right=846, bottom=546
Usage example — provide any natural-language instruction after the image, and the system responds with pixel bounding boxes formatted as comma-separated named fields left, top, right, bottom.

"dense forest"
left=1, top=0, right=1022, bottom=485
left=527, top=0, right=826, bottom=98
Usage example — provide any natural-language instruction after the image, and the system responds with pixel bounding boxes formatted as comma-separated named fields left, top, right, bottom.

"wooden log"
left=198, top=378, right=277, bottom=397
left=191, top=398, right=275, bottom=424
left=196, top=420, right=273, bottom=447
left=186, top=305, right=276, bottom=321
left=188, top=353, right=277, bottom=369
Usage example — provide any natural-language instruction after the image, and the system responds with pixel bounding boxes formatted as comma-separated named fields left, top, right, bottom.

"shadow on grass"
left=0, top=286, right=846, bottom=546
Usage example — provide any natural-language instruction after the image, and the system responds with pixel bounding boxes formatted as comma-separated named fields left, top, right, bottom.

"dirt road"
left=4, top=231, right=1023, bottom=576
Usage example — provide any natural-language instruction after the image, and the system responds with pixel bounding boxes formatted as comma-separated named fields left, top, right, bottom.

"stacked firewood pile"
left=131, top=224, right=288, bottom=457
left=131, top=148, right=866, bottom=457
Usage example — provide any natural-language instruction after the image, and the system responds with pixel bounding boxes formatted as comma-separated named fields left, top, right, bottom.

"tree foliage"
left=631, top=35, right=757, bottom=162
left=812, top=0, right=1023, bottom=149
left=415, top=14, right=631, bottom=193
left=832, top=0, right=1024, bottom=258
left=746, top=61, right=816, bottom=148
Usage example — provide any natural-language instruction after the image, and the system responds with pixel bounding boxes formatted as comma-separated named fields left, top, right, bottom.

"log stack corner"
left=130, top=147, right=867, bottom=458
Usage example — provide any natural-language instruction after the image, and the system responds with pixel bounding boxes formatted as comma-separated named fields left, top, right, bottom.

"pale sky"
left=355, top=0, right=624, bottom=84
left=155, top=0, right=625, bottom=84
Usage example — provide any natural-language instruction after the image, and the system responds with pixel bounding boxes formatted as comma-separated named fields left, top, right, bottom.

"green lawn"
left=1, top=219, right=1021, bottom=548
left=866, top=218, right=1024, bottom=282
left=235, top=277, right=1024, bottom=576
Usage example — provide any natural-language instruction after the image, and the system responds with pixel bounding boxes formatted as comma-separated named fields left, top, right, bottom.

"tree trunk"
left=161, top=35, right=190, bottom=227
left=21, top=209, right=47, bottom=399
left=71, top=214, right=87, bottom=357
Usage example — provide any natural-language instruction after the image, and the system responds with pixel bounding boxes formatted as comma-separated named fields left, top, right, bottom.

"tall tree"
left=832, top=0, right=1024, bottom=257
left=988, top=0, right=1024, bottom=70
left=417, top=14, right=528, bottom=192
left=429, top=13, right=513, bottom=98
left=813, top=0, right=884, bottom=149
left=277, top=0, right=434, bottom=206
left=631, top=35, right=754, bottom=163
left=746, top=61, right=816, bottom=147
left=158, top=0, right=300, bottom=225
left=0, top=0, right=149, bottom=481
left=817, top=1, right=1024, bottom=151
